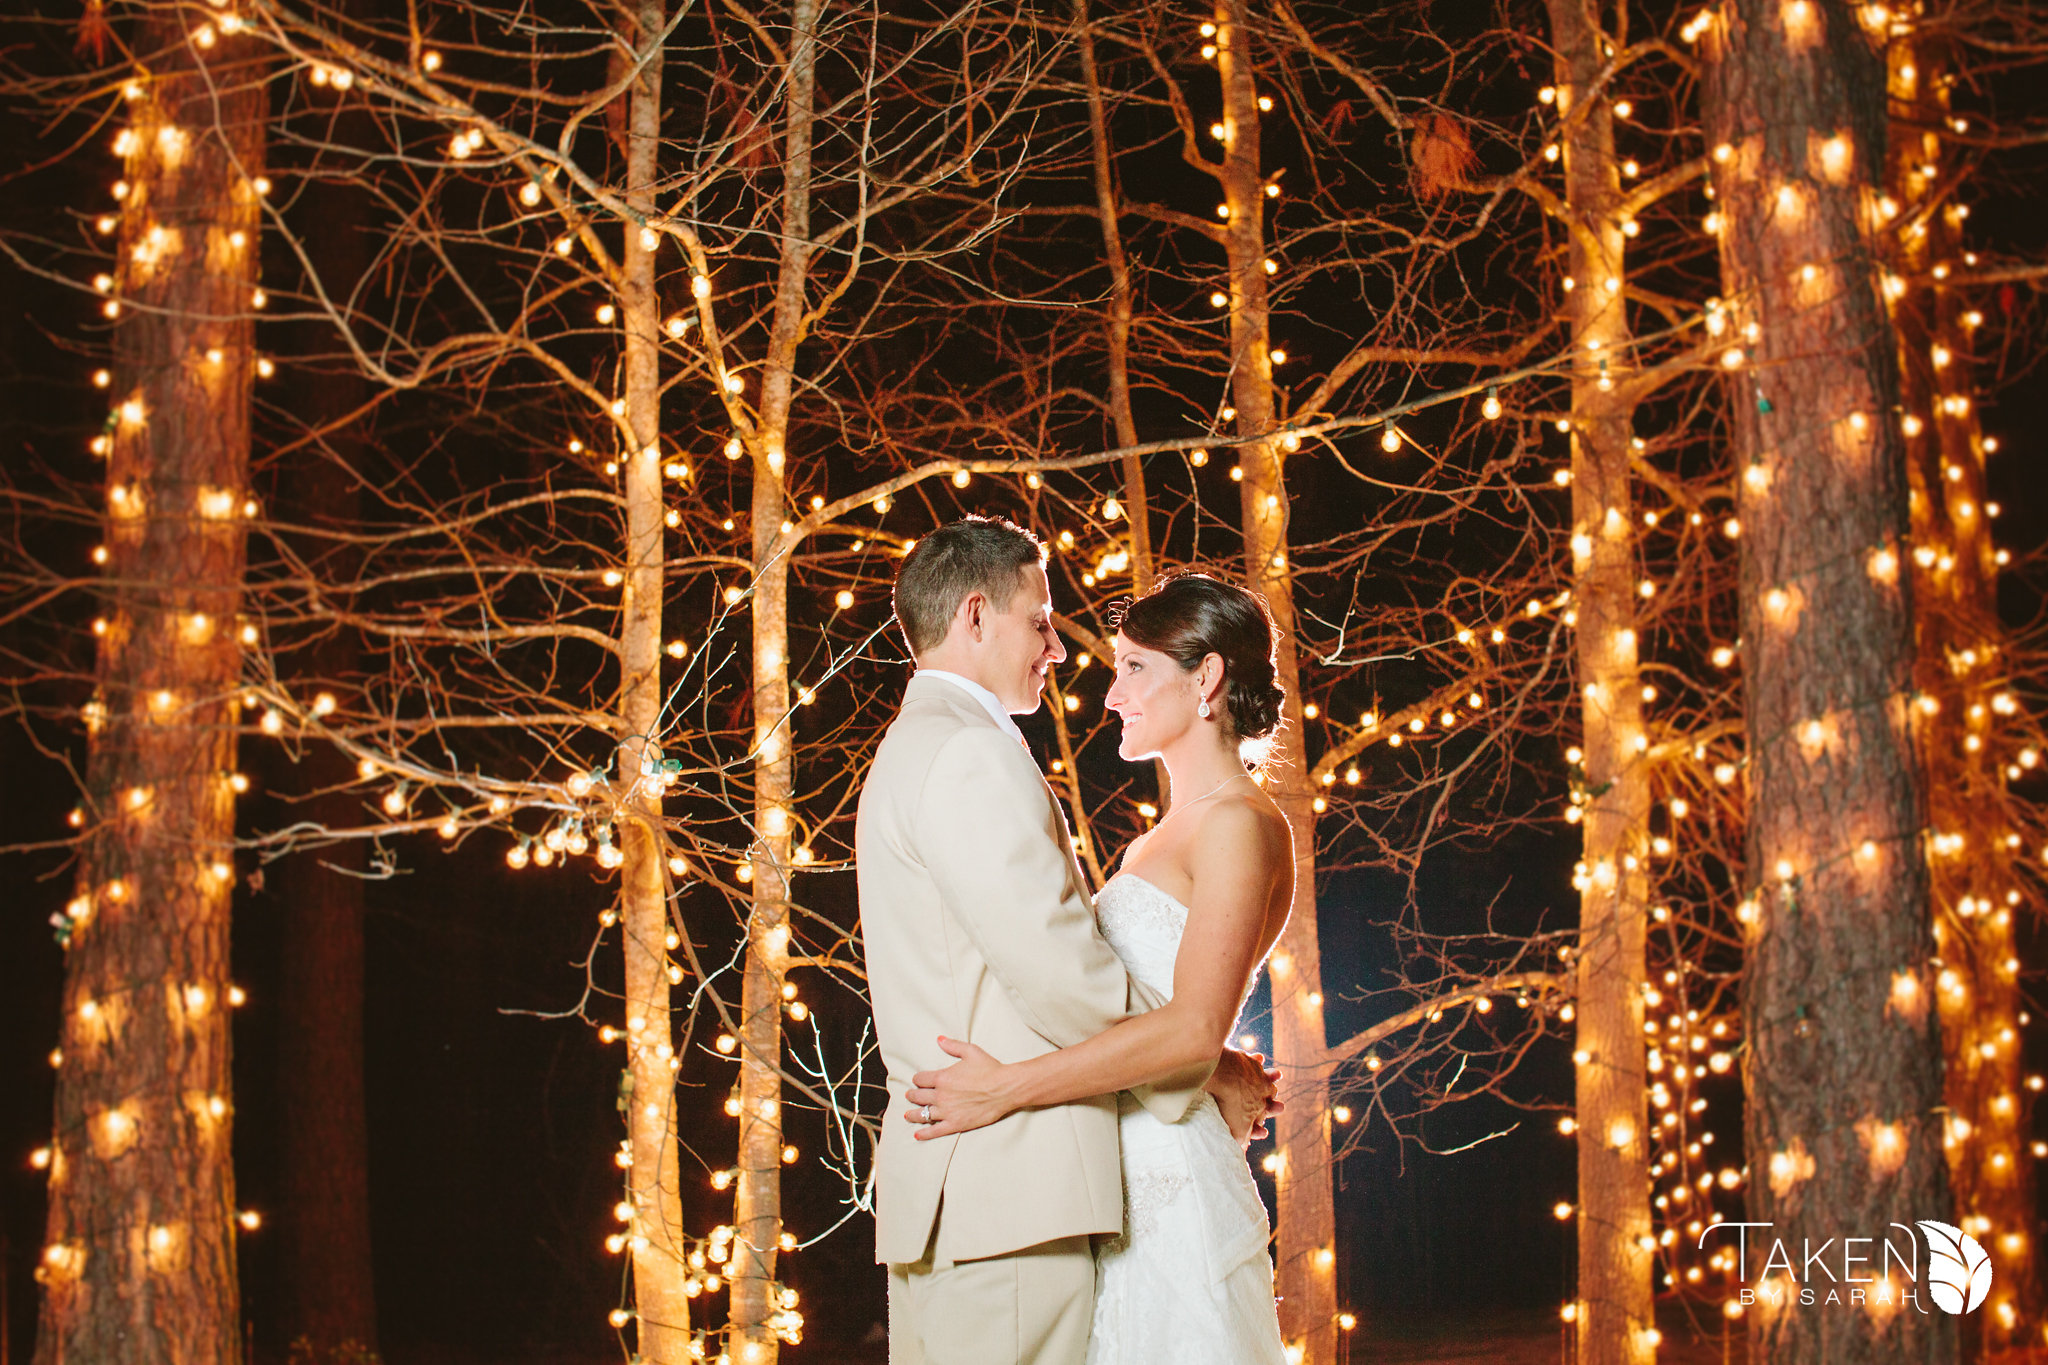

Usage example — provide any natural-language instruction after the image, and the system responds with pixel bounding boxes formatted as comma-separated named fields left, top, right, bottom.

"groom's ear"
left=957, top=589, right=987, bottom=642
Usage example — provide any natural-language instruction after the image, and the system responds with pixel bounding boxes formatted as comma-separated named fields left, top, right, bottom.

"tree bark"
left=274, top=98, right=378, bottom=1364
left=1075, top=0, right=1153, bottom=598
left=614, top=4, right=691, bottom=1360
left=273, top=466, right=377, bottom=1365
left=33, top=15, right=264, bottom=1365
left=731, top=2, right=817, bottom=1357
left=1546, top=4, right=1654, bottom=1361
left=1883, top=26, right=2038, bottom=1353
left=1213, top=3, right=1338, bottom=1357
left=1075, top=0, right=1166, bottom=807
left=1703, top=3, right=1953, bottom=1360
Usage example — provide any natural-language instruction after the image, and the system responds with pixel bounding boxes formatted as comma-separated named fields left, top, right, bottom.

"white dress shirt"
left=913, top=668, right=1027, bottom=746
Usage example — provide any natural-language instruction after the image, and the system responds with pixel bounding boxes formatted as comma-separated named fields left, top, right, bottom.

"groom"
left=856, top=515, right=1277, bottom=1364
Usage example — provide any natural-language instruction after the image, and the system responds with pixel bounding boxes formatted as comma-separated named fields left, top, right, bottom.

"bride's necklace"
left=1160, top=770, right=1248, bottom=827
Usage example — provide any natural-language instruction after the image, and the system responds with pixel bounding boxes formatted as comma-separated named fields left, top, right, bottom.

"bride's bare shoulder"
left=1193, top=787, right=1291, bottom=862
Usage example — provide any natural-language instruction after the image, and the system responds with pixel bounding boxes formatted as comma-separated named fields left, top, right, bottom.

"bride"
left=904, top=571, right=1295, bottom=1364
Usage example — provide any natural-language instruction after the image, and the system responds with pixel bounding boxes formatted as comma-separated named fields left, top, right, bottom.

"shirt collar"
left=914, top=669, right=1027, bottom=745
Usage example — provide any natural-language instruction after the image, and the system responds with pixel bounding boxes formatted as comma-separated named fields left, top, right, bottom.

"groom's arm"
left=916, top=727, right=1213, bottom=1116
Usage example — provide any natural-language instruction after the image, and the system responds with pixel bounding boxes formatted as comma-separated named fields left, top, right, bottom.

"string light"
left=54, top=40, right=2027, bottom=1346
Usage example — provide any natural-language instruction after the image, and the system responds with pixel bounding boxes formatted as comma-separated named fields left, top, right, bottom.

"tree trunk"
left=274, top=108, right=377, bottom=1365
left=1076, top=0, right=1152, bottom=597
left=1883, top=27, right=2038, bottom=1353
left=731, top=2, right=816, bottom=1357
left=615, top=5, right=691, bottom=1360
left=33, top=17, right=264, bottom=1365
left=1213, top=3, right=1338, bottom=1357
left=1075, top=0, right=1166, bottom=807
left=1702, top=3, right=1953, bottom=1361
left=274, top=482, right=377, bottom=1365
left=1547, top=4, right=1653, bottom=1361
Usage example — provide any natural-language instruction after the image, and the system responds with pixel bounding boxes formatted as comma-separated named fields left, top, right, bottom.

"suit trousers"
left=887, top=1228, right=1096, bottom=1365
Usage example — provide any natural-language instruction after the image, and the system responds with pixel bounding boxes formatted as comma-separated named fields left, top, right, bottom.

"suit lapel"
left=1035, top=763, right=1096, bottom=906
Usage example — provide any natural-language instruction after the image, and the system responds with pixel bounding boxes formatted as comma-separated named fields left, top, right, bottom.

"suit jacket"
left=856, top=674, right=1208, bottom=1265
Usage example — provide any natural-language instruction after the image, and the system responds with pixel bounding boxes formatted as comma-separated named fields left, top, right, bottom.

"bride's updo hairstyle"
left=1115, top=572, right=1286, bottom=753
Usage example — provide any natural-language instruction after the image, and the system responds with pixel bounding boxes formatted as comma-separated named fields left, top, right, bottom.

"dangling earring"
left=1198, top=700, right=1212, bottom=720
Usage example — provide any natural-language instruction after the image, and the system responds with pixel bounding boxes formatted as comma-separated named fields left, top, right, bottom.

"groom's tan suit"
left=857, top=674, right=1207, bottom=1364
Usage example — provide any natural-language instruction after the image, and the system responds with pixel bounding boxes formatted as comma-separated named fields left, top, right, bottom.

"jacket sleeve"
left=915, top=725, right=1208, bottom=1121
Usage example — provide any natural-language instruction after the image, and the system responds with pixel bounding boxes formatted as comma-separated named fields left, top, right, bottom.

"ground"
left=1356, top=1303, right=1742, bottom=1365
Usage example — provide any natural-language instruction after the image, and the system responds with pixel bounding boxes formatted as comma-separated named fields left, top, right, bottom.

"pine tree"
left=273, top=53, right=378, bottom=1355
left=1702, top=1, right=1953, bottom=1358
left=1879, top=16, right=2040, bottom=1351
left=34, top=11, right=266, bottom=1363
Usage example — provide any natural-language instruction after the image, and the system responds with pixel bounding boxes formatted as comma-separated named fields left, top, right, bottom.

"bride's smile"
left=1105, top=638, right=1201, bottom=762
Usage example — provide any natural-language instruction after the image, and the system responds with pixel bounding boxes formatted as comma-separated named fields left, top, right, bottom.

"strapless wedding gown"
left=1087, top=873, right=1288, bottom=1365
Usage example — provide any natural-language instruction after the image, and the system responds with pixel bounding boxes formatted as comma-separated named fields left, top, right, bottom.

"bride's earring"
left=1198, top=700, right=1212, bottom=720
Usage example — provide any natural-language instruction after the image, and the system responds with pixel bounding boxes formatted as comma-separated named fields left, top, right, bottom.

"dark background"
left=7, top=11, right=2048, bottom=1365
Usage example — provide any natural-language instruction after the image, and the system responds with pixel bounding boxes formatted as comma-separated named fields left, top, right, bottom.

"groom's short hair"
left=894, top=515, right=1047, bottom=655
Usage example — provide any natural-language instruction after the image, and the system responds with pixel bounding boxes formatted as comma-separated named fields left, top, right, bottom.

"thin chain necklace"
left=1160, top=770, right=1249, bottom=827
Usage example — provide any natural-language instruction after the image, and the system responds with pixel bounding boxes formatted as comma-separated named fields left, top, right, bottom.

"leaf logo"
left=1916, top=1218, right=1993, bottom=1314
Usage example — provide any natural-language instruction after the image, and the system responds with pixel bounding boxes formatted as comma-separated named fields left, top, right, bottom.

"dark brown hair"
left=1114, top=572, right=1285, bottom=741
left=892, top=515, right=1046, bottom=655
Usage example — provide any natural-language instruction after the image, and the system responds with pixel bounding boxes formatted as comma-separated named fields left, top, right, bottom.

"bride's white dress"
left=1087, top=873, right=1288, bottom=1365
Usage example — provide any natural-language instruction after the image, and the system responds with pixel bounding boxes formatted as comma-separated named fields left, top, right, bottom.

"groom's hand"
left=1206, top=1048, right=1282, bottom=1147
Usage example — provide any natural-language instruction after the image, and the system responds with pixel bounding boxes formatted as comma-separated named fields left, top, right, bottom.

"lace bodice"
left=1085, top=872, right=1285, bottom=1364
left=1094, top=873, right=1189, bottom=995
left=1097, top=872, right=1262, bottom=1028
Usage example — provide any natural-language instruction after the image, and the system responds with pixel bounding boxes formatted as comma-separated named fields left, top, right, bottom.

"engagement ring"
left=921, top=1104, right=933, bottom=1124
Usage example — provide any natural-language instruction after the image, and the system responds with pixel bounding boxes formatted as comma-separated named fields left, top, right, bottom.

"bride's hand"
left=1205, top=1049, right=1282, bottom=1149
left=904, top=1036, right=1015, bottom=1140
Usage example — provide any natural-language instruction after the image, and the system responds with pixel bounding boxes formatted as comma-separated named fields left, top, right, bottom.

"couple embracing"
left=857, top=515, right=1298, bottom=1364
